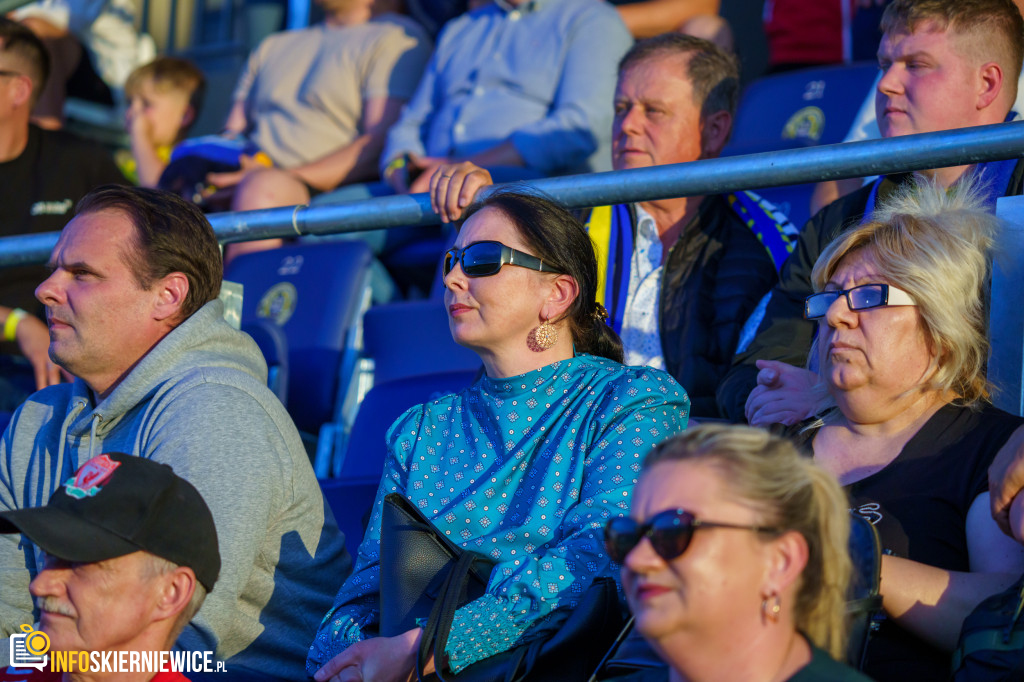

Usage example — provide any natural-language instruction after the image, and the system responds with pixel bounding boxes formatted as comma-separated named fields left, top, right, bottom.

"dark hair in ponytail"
left=462, top=189, right=624, bottom=363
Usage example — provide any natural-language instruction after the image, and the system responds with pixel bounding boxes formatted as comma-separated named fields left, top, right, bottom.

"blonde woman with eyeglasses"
left=792, top=181, right=1024, bottom=681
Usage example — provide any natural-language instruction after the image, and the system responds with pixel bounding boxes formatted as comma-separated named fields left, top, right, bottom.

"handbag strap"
left=419, top=551, right=480, bottom=682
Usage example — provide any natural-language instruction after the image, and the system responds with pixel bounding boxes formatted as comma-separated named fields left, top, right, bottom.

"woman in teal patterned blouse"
left=307, top=190, right=690, bottom=682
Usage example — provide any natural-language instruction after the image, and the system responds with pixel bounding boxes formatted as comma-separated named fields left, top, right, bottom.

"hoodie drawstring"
left=89, top=413, right=101, bottom=461
left=54, top=398, right=86, bottom=494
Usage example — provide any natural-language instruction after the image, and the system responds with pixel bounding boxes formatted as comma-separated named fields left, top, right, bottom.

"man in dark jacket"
left=717, top=0, right=1024, bottom=424
left=428, top=34, right=797, bottom=417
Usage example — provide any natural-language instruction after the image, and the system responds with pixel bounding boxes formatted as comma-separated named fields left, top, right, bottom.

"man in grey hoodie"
left=0, top=185, right=350, bottom=680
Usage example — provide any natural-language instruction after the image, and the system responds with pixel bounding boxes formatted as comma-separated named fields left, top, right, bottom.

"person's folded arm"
left=879, top=492, right=1024, bottom=651
left=989, top=425, right=1024, bottom=540
left=615, top=0, right=718, bottom=38
left=290, top=97, right=407, bottom=192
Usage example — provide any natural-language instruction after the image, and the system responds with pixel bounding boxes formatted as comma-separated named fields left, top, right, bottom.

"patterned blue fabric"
left=306, top=354, right=689, bottom=675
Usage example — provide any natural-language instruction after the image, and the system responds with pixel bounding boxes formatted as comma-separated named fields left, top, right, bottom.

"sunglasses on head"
left=604, top=509, right=781, bottom=563
left=443, top=240, right=559, bottom=278
left=804, top=283, right=916, bottom=320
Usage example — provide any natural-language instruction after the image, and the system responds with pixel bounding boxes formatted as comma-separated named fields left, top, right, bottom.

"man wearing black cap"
left=0, top=452, right=219, bottom=682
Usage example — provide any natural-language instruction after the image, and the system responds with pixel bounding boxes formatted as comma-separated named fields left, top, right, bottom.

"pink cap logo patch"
left=63, top=454, right=121, bottom=500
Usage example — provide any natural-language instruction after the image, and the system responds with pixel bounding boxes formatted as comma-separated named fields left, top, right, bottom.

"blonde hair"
left=644, top=424, right=852, bottom=660
left=125, top=57, right=206, bottom=137
left=811, top=179, right=999, bottom=406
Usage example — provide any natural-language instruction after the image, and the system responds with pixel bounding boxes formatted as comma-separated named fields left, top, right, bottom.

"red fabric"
left=764, top=0, right=855, bottom=67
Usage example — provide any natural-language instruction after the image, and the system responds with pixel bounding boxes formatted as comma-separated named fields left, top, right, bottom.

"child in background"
left=118, top=57, right=205, bottom=187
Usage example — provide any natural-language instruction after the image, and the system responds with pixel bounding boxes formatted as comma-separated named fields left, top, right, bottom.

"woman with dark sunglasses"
left=789, top=181, right=1024, bottom=681
left=308, top=190, right=691, bottom=682
left=612, top=424, right=869, bottom=682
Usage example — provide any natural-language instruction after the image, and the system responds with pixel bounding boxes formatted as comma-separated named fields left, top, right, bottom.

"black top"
left=0, top=124, right=125, bottom=319
left=793, top=403, right=1024, bottom=681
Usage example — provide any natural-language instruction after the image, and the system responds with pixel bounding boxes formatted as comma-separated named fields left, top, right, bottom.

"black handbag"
left=952, top=573, right=1024, bottom=682
left=379, top=492, right=494, bottom=636
left=378, top=493, right=625, bottom=682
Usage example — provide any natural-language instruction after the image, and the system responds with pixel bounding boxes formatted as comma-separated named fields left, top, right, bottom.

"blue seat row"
left=724, top=61, right=880, bottom=228
left=320, top=369, right=479, bottom=558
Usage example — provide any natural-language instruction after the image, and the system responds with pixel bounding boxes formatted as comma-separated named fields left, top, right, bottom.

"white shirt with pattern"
left=620, top=205, right=666, bottom=370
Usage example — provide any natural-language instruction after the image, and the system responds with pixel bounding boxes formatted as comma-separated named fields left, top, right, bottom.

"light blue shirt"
left=380, top=0, right=632, bottom=176
left=307, top=354, right=689, bottom=675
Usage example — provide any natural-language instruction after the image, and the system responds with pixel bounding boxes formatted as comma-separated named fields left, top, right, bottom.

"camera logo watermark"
left=9, top=624, right=50, bottom=671
left=9, top=624, right=225, bottom=674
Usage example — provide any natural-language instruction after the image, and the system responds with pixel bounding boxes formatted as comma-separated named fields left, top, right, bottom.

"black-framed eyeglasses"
left=804, top=283, right=916, bottom=320
left=443, top=240, right=558, bottom=278
left=604, top=509, right=781, bottom=564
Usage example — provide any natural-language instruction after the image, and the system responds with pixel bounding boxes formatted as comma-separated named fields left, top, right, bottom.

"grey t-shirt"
left=235, top=14, right=431, bottom=169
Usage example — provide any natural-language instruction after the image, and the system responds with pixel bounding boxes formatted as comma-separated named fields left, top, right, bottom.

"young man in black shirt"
left=0, top=18, right=125, bottom=409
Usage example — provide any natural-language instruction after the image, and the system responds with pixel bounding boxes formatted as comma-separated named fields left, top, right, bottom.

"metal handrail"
left=2, top=120, right=1024, bottom=267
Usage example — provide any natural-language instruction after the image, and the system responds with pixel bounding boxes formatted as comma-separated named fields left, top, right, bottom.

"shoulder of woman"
left=972, top=401, right=1024, bottom=426
left=929, top=402, right=1024, bottom=448
left=384, top=388, right=468, bottom=445
left=576, top=355, right=691, bottom=408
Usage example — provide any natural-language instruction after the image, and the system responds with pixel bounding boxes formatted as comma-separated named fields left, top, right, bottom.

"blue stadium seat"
left=224, top=241, right=374, bottom=470
left=241, top=319, right=289, bottom=406
left=362, top=300, right=481, bottom=385
left=320, top=478, right=378, bottom=561
left=322, top=369, right=479, bottom=555
left=725, top=61, right=880, bottom=157
left=722, top=62, right=880, bottom=229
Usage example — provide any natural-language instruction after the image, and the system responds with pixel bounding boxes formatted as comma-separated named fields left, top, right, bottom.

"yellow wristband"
left=3, top=308, right=26, bottom=342
left=384, top=155, right=407, bottom=179
left=385, top=155, right=405, bottom=173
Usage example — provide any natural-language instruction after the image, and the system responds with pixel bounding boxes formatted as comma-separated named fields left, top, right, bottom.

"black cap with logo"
left=0, top=452, right=220, bottom=592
